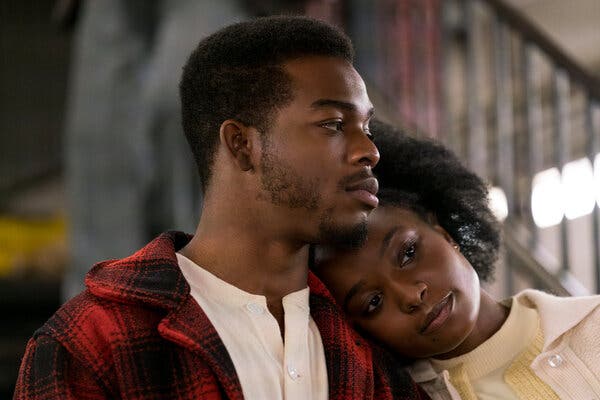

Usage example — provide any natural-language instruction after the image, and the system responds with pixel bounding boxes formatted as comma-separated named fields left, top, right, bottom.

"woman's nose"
left=396, top=281, right=428, bottom=314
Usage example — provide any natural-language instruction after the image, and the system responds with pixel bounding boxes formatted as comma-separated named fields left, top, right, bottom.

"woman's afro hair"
left=371, top=120, right=501, bottom=282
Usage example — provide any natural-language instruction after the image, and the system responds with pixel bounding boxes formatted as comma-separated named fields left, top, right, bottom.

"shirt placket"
left=282, top=297, right=311, bottom=400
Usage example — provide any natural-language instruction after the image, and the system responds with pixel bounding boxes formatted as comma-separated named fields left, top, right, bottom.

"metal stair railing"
left=333, top=0, right=600, bottom=295
left=460, top=0, right=600, bottom=295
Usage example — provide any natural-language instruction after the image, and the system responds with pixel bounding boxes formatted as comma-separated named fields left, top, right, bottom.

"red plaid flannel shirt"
left=15, top=231, right=427, bottom=399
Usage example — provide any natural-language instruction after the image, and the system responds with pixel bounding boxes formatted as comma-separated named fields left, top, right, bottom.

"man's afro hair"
left=180, top=16, right=354, bottom=190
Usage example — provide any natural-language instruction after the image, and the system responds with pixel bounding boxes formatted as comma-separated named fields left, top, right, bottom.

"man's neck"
left=180, top=220, right=311, bottom=335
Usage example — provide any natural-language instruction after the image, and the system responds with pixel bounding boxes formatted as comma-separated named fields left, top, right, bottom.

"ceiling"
left=505, top=0, right=600, bottom=76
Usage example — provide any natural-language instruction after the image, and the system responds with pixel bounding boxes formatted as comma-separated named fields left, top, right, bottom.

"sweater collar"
left=508, top=289, right=600, bottom=348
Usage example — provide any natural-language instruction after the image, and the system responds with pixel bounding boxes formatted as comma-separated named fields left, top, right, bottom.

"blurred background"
left=1, top=0, right=599, bottom=396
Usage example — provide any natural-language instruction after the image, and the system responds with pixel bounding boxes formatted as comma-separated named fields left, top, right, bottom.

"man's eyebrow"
left=380, top=226, right=399, bottom=258
left=311, top=99, right=375, bottom=117
left=343, top=279, right=366, bottom=312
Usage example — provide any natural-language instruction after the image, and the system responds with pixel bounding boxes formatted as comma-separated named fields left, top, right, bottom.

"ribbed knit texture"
left=435, top=298, right=559, bottom=399
left=504, top=329, right=560, bottom=399
left=570, top=306, right=600, bottom=383
left=444, top=328, right=560, bottom=400
left=447, top=364, right=478, bottom=400
left=432, top=298, right=535, bottom=399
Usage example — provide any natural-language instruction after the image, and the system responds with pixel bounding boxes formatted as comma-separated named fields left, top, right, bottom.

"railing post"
left=423, top=0, right=442, bottom=139
left=522, top=42, right=543, bottom=248
left=440, top=0, right=458, bottom=152
left=397, top=0, right=416, bottom=126
left=551, top=69, right=571, bottom=166
left=586, top=99, right=600, bottom=292
left=465, top=0, right=488, bottom=179
left=552, top=68, right=571, bottom=275
left=492, top=16, right=515, bottom=216
left=492, top=15, right=516, bottom=297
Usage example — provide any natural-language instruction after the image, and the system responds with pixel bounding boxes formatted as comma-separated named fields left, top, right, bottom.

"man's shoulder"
left=37, top=231, right=195, bottom=357
left=19, top=287, right=235, bottom=399
left=85, top=231, right=193, bottom=305
left=36, top=286, right=168, bottom=358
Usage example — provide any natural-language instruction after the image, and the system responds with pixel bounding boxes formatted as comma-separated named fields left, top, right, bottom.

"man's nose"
left=347, top=128, right=380, bottom=168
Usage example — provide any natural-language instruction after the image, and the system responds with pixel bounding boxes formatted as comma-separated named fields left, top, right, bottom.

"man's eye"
left=320, top=121, right=344, bottom=132
left=364, top=293, right=383, bottom=315
left=364, top=126, right=373, bottom=140
left=400, top=243, right=417, bottom=267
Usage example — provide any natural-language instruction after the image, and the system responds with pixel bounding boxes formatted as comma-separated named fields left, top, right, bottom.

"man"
left=15, top=16, right=425, bottom=399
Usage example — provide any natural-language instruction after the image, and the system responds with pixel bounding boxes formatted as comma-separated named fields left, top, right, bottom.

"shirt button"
left=287, top=364, right=301, bottom=380
left=547, top=354, right=563, bottom=368
left=245, top=302, right=264, bottom=315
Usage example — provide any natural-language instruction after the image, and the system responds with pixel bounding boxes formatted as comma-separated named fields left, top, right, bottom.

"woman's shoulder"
left=512, top=289, right=600, bottom=346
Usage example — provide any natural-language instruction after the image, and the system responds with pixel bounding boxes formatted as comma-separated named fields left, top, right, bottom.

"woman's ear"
left=219, top=119, right=255, bottom=171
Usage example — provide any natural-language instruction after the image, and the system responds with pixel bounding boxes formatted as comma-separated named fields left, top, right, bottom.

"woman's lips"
left=420, top=292, right=454, bottom=334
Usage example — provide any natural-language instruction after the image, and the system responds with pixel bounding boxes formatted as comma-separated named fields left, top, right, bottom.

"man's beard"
left=317, top=209, right=368, bottom=249
left=260, top=142, right=368, bottom=248
left=260, top=140, right=320, bottom=211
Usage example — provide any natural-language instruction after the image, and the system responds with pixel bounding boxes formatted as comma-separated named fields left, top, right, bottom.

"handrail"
left=503, top=222, right=583, bottom=297
left=482, top=0, right=600, bottom=100
left=341, top=0, right=598, bottom=296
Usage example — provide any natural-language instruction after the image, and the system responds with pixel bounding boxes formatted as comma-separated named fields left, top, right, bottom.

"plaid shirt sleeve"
left=14, top=335, right=113, bottom=400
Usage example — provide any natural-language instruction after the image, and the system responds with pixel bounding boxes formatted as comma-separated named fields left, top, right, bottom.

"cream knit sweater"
left=408, top=289, right=600, bottom=400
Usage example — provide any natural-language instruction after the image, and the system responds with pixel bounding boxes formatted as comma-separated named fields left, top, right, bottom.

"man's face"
left=315, top=206, right=481, bottom=359
left=258, top=56, right=379, bottom=247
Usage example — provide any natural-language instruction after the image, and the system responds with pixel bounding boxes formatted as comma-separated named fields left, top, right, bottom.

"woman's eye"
left=364, top=293, right=383, bottom=315
left=400, top=243, right=417, bottom=267
left=320, top=121, right=344, bottom=132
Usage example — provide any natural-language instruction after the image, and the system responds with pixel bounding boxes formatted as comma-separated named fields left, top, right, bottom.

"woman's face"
left=316, top=206, right=481, bottom=359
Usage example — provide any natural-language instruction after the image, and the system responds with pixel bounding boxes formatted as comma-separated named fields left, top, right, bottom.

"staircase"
left=315, top=0, right=600, bottom=296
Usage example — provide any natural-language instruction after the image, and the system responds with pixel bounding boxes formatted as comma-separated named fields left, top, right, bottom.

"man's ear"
left=219, top=119, right=255, bottom=172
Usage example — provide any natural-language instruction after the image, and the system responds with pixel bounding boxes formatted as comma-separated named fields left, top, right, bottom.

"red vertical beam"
left=397, top=0, right=414, bottom=125
left=304, top=0, right=344, bottom=27
left=376, top=0, right=393, bottom=93
left=410, top=0, right=427, bottom=133
left=423, top=0, right=442, bottom=139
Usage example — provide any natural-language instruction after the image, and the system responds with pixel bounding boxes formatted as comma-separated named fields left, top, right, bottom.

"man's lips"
left=420, top=292, right=454, bottom=334
left=345, top=177, right=379, bottom=208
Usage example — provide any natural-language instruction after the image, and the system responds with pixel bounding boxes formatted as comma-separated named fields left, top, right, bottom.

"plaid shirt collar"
left=84, top=231, right=341, bottom=313
left=83, top=231, right=383, bottom=400
left=85, top=231, right=245, bottom=399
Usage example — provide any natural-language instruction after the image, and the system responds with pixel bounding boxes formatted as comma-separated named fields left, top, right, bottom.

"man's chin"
left=317, top=217, right=368, bottom=250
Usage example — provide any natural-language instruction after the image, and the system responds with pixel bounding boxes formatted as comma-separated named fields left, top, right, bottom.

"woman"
left=313, top=121, right=600, bottom=400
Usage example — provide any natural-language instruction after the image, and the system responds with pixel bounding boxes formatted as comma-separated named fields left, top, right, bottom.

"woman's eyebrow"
left=380, top=226, right=399, bottom=257
left=343, top=279, right=366, bottom=312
